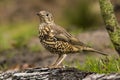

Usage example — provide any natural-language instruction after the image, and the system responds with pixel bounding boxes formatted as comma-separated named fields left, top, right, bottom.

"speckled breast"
left=41, top=39, right=79, bottom=54
left=38, top=25, right=79, bottom=54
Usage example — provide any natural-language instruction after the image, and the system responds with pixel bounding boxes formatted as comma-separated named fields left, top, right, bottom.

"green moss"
left=111, top=30, right=120, bottom=44
left=99, top=0, right=120, bottom=54
left=99, top=0, right=119, bottom=32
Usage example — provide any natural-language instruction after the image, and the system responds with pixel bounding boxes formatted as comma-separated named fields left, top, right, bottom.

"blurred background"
left=0, top=0, right=120, bottom=70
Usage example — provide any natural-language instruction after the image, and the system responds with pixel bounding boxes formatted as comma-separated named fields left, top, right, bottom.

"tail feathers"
left=82, top=47, right=108, bottom=56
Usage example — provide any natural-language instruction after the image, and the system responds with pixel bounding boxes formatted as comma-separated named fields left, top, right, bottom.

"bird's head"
left=36, top=11, right=54, bottom=24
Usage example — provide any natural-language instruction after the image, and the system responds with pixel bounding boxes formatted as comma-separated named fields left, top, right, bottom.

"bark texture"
left=99, top=0, right=120, bottom=55
left=0, top=67, right=120, bottom=80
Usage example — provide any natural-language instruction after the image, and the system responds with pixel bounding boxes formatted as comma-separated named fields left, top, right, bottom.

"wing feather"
left=51, top=24, right=85, bottom=46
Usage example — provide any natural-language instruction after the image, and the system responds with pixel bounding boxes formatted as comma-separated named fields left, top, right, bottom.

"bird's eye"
left=46, top=14, right=49, bottom=16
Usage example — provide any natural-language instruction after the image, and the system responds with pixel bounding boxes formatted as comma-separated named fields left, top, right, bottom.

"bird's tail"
left=78, top=46, right=108, bottom=56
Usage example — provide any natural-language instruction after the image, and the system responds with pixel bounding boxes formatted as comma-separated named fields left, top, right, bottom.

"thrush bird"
left=37, top=11, right=107, bottom=67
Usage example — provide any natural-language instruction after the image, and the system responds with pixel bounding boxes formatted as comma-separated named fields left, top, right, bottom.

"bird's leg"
left=51, top=54, right=67, bottom=68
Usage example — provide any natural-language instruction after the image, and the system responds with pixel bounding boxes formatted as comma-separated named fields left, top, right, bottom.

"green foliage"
left=12, top=23, right=37, bottom=48
left=0, top=22, right=38, bottom=51
left=64, top=0, right=101, bottom=30
left=75, top=56, right=120, bottom=73
left=0, top=26, right=13, bottom=50
left=29, top=45, right=43, bottom=52
left=0, top=63, right=8, bottom=71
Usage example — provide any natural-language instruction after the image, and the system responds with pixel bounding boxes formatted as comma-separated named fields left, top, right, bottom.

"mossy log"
left=99, top=0, right=120, bottom=55
left=0, top=67, right=120, bottom=80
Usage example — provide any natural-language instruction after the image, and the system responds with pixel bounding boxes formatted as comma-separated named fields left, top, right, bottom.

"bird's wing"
left=51, top=24, right=85, bottom=46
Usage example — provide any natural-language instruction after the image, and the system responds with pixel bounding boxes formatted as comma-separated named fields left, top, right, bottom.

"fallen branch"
left=99, top=0, right=120, bottom=55
left=0, top=67, right=120, bottom=80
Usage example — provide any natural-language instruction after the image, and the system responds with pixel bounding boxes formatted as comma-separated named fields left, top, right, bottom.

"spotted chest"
left=38, top=24, right=57, bottom=51
left=38, top=24, right=54, bottom=41
left=41, top=40, right=79, bottom=54
left=38, top=24, right=79, bottom=54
